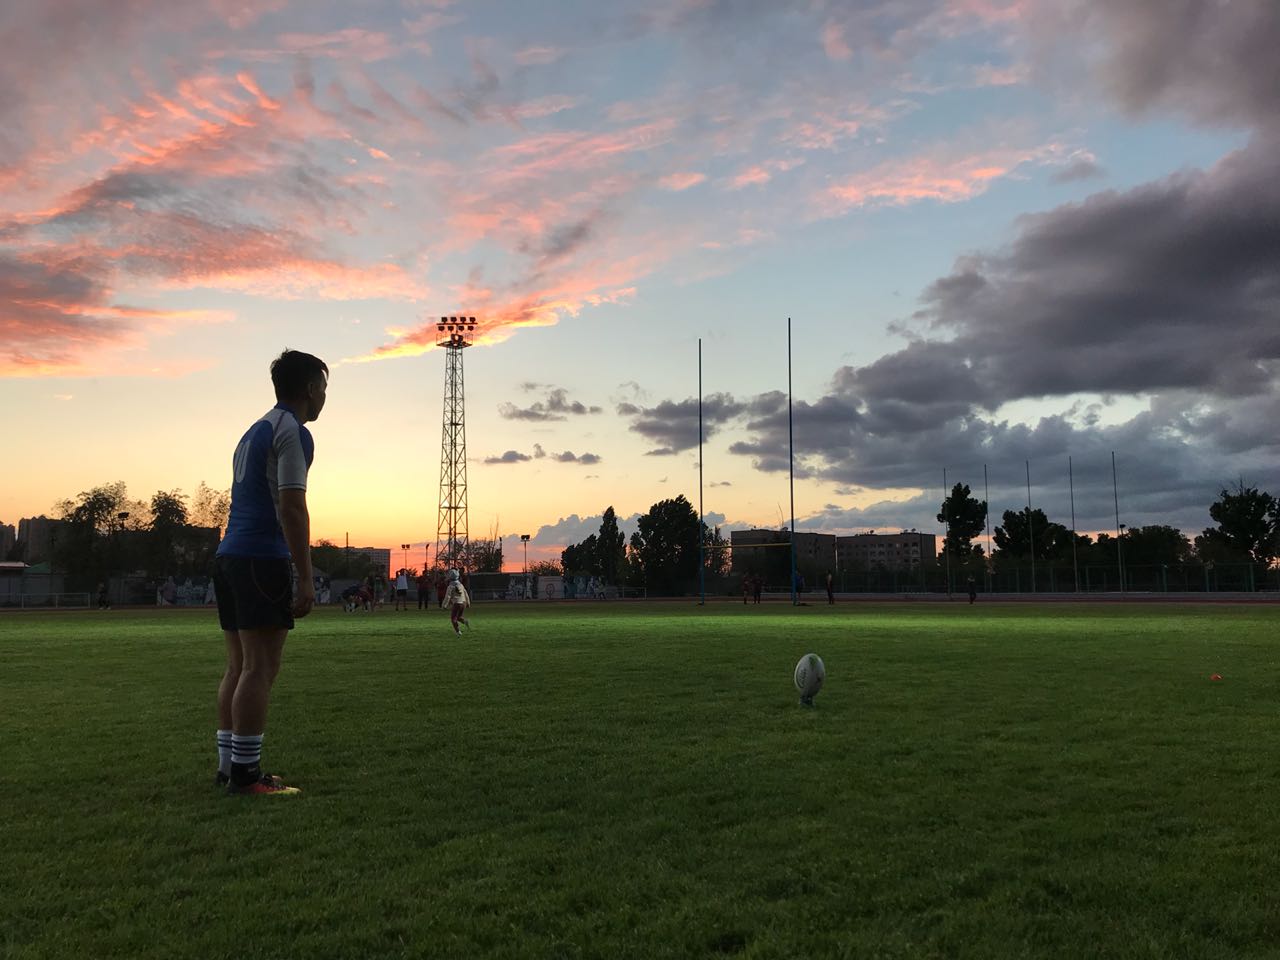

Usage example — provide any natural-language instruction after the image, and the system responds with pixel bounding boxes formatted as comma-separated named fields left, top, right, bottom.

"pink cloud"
left=728, top=165, right=772, bottom=190
left=236, top=72, right=282, bottom=111
left=0, top=245, right=237, bottom=377
left=822, top=21, right=854, bottom=61
left=821, top=142, right=1062, bottom=213
left=485, top=120, right=677, bottom=185
left=210, top=0, right=289, bottom=30
left=971, top=62, right=1028, bottom=87
left=726, top=157, right=804, bottom=190
left=515, top=46, right=567, bottom=66
left=659, top=172, right=706, bottom=191
left=276, top=29, right=400, bottom=61
left=348, top=236, right=672, bottom=365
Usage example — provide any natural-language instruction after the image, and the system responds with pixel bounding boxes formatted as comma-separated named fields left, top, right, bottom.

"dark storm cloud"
left=913, top=135, right=1280, bottom=401
left=624, top=122, right=1280, bottom=533
left=1031, top=0, right=1280, bottom=132
left=612, top=0, right=1280, bottom=536
left=499, top=387, right=602, bottom=421
left=619, top=392, right=748, bottom=455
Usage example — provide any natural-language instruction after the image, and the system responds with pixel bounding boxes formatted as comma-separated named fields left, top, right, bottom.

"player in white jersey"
left=212, top=349, right=327, bottom=796
left=444, top=569, right=471, bottom=635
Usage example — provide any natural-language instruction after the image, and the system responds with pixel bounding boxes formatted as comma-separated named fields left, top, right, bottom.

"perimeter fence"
left=819, top=562, right=1275, bottom=595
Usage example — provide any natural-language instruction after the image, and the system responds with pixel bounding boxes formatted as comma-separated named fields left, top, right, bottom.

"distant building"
left=836, top=532, right=936, bottom=570
left=0, top=523, right=15, bottom=561
left=730, top=529, right=837, bottom=585
left=351, top=546, right=392, bottom=577
left=17, top=516, right=65, bottom=565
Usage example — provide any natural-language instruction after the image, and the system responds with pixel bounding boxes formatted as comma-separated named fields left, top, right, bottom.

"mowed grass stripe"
left=2, top=602, right=1278, bottom=959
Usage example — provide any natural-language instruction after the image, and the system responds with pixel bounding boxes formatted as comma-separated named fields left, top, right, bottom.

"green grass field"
left=3, top=600, right=1280, bottom=959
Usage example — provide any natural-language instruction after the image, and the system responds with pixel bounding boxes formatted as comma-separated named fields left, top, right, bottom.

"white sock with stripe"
left=230, top=733, right=264, bottom=777
left=217, top=729, right=233, bottom=777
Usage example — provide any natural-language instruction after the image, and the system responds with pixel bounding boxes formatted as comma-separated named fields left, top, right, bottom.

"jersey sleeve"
left=275, top=417, right=309, bottom=491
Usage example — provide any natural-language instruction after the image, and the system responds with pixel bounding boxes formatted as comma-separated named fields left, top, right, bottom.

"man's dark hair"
left=270, top=349, right=328, bottom=401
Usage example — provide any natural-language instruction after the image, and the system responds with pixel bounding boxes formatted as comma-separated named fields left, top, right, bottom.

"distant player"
left=212, top=349, right=327, bottom=797
left=444, top=569, right=470, bottom=635
left=394, top=569, right=409, bottom=610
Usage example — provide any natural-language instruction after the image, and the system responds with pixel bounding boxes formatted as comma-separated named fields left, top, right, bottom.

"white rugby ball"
left=794, top=653, right=826, bottom=699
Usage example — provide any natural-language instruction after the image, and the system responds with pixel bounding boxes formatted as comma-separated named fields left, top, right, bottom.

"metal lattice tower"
left=435, top=316, right=477, bottom=572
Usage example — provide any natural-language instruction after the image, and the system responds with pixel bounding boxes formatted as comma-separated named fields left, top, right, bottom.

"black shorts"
left=213, top=555, right=294, bottom=631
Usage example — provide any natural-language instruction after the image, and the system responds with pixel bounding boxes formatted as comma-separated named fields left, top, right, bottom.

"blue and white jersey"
left=217, top=405, right=314, bottom=559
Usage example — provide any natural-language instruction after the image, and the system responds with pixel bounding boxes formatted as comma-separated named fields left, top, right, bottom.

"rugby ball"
left=794, top=653, right=826, bottom=701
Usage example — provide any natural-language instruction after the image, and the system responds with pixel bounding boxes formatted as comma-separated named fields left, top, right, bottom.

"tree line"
left=23, top=480, right=511, bottom=588
left=937, top=480, right=1279, bottom=569
left=552, top=498, right=730, bottom=596
left=13, top=481, right=233, bottom=590
left=31, top=477, right=1274, bottom=597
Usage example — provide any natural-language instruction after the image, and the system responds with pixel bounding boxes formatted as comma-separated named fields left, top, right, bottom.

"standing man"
left=394, top=568, right=409, bottom=610
left=967, top=575, right=978, bottom=605
left=212, top=349, right=327, bottom=797
left=444, top=568, right=471, bottom=635
left=417, top=571, right=431, bottom=610
left=826, top=571, right=835, bottom=605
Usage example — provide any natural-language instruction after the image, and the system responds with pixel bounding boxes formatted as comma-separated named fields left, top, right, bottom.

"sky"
left=2, top=0, right=1277, bottom=571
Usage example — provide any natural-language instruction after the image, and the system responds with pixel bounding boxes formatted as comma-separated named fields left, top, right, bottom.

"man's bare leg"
left=218, top=629, right=242, bottom=730
left=214, top=630, right=242, bottom=783
left=228, top=627, right=289, bottom=789
left=232, top=627, right=287, bottom=734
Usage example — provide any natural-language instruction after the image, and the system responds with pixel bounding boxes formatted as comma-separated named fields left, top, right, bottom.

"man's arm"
left=279, top=487, right=315, bottom=617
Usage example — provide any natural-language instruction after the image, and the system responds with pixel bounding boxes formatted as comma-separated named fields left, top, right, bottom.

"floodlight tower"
left=435, top=315, right=477, bottom=572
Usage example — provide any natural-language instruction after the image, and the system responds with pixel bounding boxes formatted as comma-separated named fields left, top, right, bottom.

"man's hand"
left=293, top=578, right=315, bottom=618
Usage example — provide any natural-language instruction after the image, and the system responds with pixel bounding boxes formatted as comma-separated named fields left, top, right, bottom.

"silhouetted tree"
left=1199, top=482, right=1278, bottom=566
left=629, top=495, right=700, bottom=596
left=598, top=507, right=627, bottom=584
left=937, top=483, right=987, bottom=560
left=1122, top=525, right=1192, bottom=566
left=562, top=534, right=598, bottom=576
left=993, top=508, right=1070, bottom=563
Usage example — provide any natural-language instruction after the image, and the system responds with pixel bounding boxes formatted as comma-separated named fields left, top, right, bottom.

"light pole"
left=401, top=543, right=411, bottom=574
left=1117, top=523, right=1127, bottom=595
left=520, top=534, right=530, bottom=599
left=116, top=511, right=129, bottom=605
